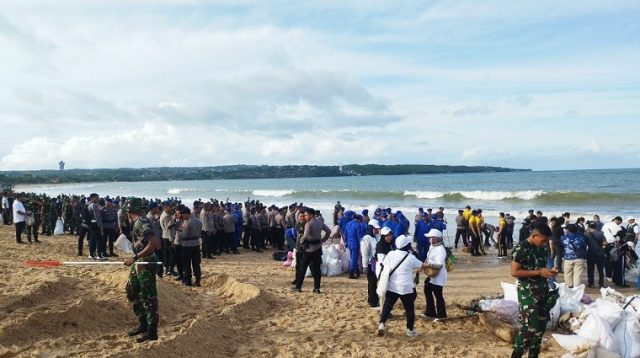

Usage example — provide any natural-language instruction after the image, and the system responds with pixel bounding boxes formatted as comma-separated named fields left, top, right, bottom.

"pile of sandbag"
left=302, top=244, right=350, bottom=277
left=553, top=289, right=640, bottom=358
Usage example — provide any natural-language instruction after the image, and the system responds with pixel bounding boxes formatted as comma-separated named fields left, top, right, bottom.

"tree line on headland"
left=0, top=164, right=530, bottom=185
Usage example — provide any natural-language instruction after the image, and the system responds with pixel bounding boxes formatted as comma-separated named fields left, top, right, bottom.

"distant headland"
left=0, top=164, right=530, bottom=185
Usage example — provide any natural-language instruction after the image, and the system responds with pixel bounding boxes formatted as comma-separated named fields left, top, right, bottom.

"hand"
left=363, top=267, right=369, bottom=275
left=124, top=257, right=135, bottom=266
left=539, top=268, right=557, bottom=279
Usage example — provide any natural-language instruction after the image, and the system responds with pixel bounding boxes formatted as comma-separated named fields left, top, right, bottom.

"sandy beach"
left=1, top=225, right=636, bottom=358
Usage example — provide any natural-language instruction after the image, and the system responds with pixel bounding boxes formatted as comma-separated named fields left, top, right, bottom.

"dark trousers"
left=250, top=229, right=260, bottom=249
left=380, top=290, right=416, bottom=330
left=2, top=209, right=10, bottom=225
left=367, top=267, right=379, bottom=307
left=498, top=233, right=508, bottom=257
left=612, top=254, right=626, bottom=286
left=261, top=227, right=268, bottom=248
left=162, top=239, right=176, bottom=271
left=77, top=226, right=86, bottom=255
left=88, top=224, right=102, bottom=257
left=424, top=282, right=447, bottom=318
left=454, top=228, right=467, bottom=248
left=587, top=255, right=605, bottom=287
left=605, top=245, right=614, bottom=278
left=103, top=228, right=117, bottom=255
left=470, top=232, right=480, bottom=255
left=201, top=231, right=211, bottom=258
left=268, top=227, right=277, bottom=247
left=181, top=245, right=201, bottom=283
left=242, top=225, right=250, bottom=248
left=15, top=221, right=26, bottom=243
left=175, top=245, right=184, bottom=277
left=225, top=232, right=237, bottom=253
left=275, top=227, right=284, bottom=250
left=26, top=224, right=40, bottom=242
left=294, top=250, right=322, bottom=290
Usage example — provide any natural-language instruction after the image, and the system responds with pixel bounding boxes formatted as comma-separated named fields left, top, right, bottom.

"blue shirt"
left=561, top=232, right=587, bottom=260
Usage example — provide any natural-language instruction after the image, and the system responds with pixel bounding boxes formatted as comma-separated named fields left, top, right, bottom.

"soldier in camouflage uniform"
left=41, top=195, right=51, bottom=235
left=62, top=196, right=74, bottom=234
left=25, top=195, right=43, bottom=243
left=510, top=223, right=559, bottom=358
left=122, top=197, right=161, bottom=343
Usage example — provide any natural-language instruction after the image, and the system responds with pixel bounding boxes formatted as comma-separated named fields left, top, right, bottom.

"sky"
left=1, top=0, right=639, bottom=171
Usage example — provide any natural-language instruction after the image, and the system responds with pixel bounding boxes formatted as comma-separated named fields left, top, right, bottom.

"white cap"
left=380, top=227, right=392, bottom=236
left=395, top=235, right=412, bottom=249
left=368, top=219, right=381, bottom=229
left=627, top=216, right=636, bottom=222
left=425, top=229, right=443, bottom=238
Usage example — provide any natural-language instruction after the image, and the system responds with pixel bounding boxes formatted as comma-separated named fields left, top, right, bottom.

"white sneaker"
left=377, top=323, right=385, bottom=336
left=371, top=306, right=381, bottom=311
left=406, top=329, right=419, bottom=337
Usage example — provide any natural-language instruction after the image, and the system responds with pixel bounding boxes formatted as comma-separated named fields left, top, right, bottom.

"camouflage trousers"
left=26, top=223, right=40, bottom=241
left=125, top=257, right=159, bottom=326
left=512, top=286, right=555, bottom=357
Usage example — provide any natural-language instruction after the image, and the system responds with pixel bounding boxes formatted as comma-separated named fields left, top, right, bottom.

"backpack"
left=272, top=251, right=289, bottom=261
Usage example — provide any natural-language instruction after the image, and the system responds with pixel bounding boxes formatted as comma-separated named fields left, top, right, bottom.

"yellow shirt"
left=463, top=209, right=471, bottom=222
left=498, top=218, right=507, bottom=231
left=468, top=215, right=479, bottom=233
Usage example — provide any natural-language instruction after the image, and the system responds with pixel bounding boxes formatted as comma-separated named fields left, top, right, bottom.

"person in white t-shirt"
left=360, top=219, right=382, bottom=309
left=422, top=229, right=449, bottom=319
left=12, top=193, right=29, bottom=244
left=377, top=235, right=428, bottom=337
left=1, top=194, right=10, bottom=225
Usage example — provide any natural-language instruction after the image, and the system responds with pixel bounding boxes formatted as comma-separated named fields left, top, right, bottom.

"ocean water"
left=15, top=168, right=640, bottom=224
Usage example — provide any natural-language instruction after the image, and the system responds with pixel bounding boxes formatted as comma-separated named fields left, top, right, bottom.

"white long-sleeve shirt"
left=602, top=222, right=623, bottom=244
left=360, top=234, right=380, bottom=270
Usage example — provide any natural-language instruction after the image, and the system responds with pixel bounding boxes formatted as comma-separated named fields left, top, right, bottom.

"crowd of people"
left=2, top=190, right=639, bottom=352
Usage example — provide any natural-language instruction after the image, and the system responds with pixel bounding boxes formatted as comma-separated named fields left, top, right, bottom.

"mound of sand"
left=3, top=225, right=632, bottom=357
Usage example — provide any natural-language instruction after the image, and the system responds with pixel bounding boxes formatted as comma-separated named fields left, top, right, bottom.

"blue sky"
left=0, top=0, right=638, bottom=171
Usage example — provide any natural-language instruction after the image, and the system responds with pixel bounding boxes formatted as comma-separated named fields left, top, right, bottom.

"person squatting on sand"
left=510, top=222, right=559, bottom=358
left=122, top=197, right=161, bottom=343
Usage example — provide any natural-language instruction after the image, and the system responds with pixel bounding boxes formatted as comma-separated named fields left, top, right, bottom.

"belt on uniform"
left=182, top=237, right=200, bottom=241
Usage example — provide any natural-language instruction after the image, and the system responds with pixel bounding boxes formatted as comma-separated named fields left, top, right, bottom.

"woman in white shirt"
left=422, top=229, right=448, bottom=319
left=377, top=235, right=429, bottom=337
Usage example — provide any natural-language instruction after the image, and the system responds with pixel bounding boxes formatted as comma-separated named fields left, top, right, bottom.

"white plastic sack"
left=552, top=334, right=598, bottom=355
left=573, top=299, right=624, bottom=349
left=478, top=299, right=493, bottom=312
left=341, top=248, right=350, bottom=273
left=54, top=219, right=64, bottom=235
left=376, top=265, right=390, bottom=299
left=115, top=234, right=133, bottom=254
left=559, top=284, right=586, bottom=314
left=613, top=313, right=640, bottom=358
left=489, top=299, right=520, bottom=325
left=625, top=266, right=638, bottom=285
left=326, top=258, right=342, bottom=276
left=501, top=281, right=518, bottom=303
left=550, top=299, right=562, bottom=328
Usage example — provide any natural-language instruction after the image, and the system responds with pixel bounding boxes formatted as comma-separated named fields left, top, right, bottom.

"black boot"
left=127, top=317, right=148, bottom=336
left=136, top=324, right=158, bottom=343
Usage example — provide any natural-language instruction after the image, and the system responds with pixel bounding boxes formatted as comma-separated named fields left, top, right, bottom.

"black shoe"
left=290, top=287, right=301, bottom=292
left=128, top=318, right=148, bottom=337
left=256, top=249, right=263, bottom=253
left=290, top=280, right=297, bottom=285
left=34, top=240, right=41, bottom=243
left=313, top=288, right=321, bottom=294
left=170, top=270, right=179, bottom=277
left=136, top=325, right=158, bottom=343
left=17, top=241, right=24, bottom=244
left=232, top=251, right=240, bottom=254
left=110, top=252, right=118, bottom=257
left=348, top=273, right=356, bottom=279
left=194, top=280, right=201, bottom=287
left=175, top=275, right=183, bottom=281
left=587, top=284, right=595, bottom=288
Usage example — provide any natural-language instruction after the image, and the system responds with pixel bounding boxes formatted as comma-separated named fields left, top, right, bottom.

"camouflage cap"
left=121, top=196, right=146, bottom=213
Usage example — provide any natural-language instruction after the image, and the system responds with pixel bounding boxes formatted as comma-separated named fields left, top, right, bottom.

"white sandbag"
left=550, top=299, right=562, bottom=328
left=478, top=299, right=493, bottom=312
left=552, top=334, right=598, bottom=355
left=560, top=284, right=586, bottom=314
left=501, top=281, right=519, bottom=303
left=115, top=234, right=133, bottom=254
left=613, top=313, right=640, bottom=358
left=594, top=300, right=625, bottom=329
left=341, top=248, right=350, bottom=273
left=54, top=219, right=64, bottom=235
left=326, top=258, right=342, bottom=277
left=578, top=312, right=617, bottom=353
left=489, top=299, right=520, bottom=325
